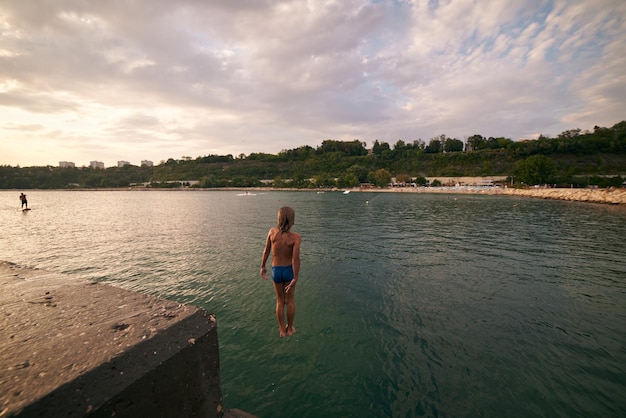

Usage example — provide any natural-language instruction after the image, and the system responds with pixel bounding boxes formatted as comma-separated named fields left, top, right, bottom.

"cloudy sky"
left=1, top=0, right=625, bottom=167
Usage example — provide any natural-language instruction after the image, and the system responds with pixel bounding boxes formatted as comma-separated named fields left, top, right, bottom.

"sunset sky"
left=1, top=0, right=625, bottom=167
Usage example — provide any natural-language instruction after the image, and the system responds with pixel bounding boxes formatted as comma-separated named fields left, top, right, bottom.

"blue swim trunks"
left=272, top=265, right=294, bottom=284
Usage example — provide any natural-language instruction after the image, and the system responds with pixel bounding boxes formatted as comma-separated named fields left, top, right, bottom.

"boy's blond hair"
left=277, top=206, right=295, bottom=232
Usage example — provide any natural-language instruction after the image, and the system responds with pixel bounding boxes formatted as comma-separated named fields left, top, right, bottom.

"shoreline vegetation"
left=4, top=119, right=626, bottom=207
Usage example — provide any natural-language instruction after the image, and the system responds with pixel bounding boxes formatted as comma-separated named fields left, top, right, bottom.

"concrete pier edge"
left=0, top=261, right=255, bottom=418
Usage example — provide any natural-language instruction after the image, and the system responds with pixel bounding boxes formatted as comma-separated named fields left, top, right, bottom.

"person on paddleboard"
left=19, top=193, right=28, bottom=209
left=260, top=206, right=301, bottom=338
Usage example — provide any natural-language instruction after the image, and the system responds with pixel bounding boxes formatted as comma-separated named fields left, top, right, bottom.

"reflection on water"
left=1, top=190, right=625, bottom=417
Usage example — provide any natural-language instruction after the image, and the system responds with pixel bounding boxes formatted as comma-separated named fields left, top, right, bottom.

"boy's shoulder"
left=268, top=227, right=282, bottom=238
left=291, top=231, right=302, bottom=243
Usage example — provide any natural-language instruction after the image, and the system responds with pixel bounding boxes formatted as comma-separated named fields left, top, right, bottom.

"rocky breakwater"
left=494, top=187, right=626, bottom=205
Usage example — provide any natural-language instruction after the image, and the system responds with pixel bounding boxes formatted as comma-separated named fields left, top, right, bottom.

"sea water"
left=1, top=190, right=625, bottom=417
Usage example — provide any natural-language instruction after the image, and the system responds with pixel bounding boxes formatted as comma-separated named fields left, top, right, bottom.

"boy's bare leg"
left=273, top=283, right=287, bottom=337
left=275, top=301, right=287, bottom=337
left=285, top=284, right=296, bottom=336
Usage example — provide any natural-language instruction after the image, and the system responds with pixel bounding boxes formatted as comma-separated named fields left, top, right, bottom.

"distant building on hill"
left=90, top=161, right=105, bottom=169
left=117, top=160, right=131, bottom=167
left=141, top=160, right=154, bottom=167
left=59, top=161, right=75, bottom=168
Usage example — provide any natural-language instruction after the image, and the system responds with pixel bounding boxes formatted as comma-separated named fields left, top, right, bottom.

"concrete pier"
left=0, top=261, right=224, bottom=417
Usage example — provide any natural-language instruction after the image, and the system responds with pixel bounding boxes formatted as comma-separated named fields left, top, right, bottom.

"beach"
left=372, top=186, right=626, bottom=205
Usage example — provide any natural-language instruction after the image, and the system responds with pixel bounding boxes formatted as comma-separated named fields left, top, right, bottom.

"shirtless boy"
left=260, top=206, right=301, bottom=338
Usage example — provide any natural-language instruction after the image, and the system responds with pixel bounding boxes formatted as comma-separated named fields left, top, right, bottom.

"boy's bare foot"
left=279, top=327, right=287, bottom=338
left=286, top=325, right=296, bottom=336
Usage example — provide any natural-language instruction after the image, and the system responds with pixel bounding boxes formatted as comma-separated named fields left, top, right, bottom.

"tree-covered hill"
left=2, top=121, right=625, bottom=189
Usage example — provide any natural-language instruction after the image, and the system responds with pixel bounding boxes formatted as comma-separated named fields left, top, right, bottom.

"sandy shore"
left=374, top=186, right=626, bottom=205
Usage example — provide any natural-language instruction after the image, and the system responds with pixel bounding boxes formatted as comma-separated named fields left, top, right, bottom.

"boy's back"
left=269, top=228, right=301, bottom=266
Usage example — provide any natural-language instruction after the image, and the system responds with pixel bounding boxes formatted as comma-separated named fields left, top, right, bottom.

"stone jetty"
left=489, top=187, right=626, bottom=205
left=371, top=186, right=626, bottom=205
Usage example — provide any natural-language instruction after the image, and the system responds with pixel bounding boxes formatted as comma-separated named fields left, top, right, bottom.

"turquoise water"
left=1, top=190, right=625, bottom=417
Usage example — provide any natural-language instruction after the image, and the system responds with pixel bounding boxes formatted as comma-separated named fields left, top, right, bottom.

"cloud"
left=0, top=0, right=624, bottom=166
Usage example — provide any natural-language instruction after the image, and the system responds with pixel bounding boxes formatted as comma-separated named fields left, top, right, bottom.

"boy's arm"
left=260, top=230, right=272, bottom=280
left=285, top=234, right=301, bottom=292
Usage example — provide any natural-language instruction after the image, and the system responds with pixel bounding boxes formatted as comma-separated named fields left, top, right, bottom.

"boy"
left=260, top=206, right=301, bottom=337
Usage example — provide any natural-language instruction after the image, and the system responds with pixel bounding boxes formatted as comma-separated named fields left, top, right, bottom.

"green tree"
left=12, top=176, right=33, bottom=189
left=313, top=173, right=336, bottom=188
left=318, top=140, right=367, bottom=156
left=199, top=175, right=218, bottom=188
left=392, top=140, right=408, bottom=158
left=231, top=176, right=249, bottom=187
left=466, top=134, right=485, bottom=151
left=272, top=176, right=285, bottom=188
left=425, top=137, right=443, bottom=153
left=444, top=137, right=464, bottom=152
left=370, top=168, right=391, bottom=187
left=395, top=173, right=411, bottom=184
left=347, top=164, right=369, bottom=183
left=412, top=139, right=425, bottom=150
left=290, top=172, right=309, bottom=188
left=558, top=128, right=581, bottom=140
left=372, top=140, right=391, bottom=155
left=337, top=173, right=359, bottom=188
left=514, top=155, right=556, bottom=185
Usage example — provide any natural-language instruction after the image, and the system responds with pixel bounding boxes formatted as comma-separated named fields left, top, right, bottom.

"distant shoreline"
left=359, top=186, right=626, bottom=205
left=4, top=186, right=626, bottom=205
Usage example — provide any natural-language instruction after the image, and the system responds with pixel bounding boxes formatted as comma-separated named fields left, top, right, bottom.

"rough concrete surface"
left=0, top=261, right=223, bottom=417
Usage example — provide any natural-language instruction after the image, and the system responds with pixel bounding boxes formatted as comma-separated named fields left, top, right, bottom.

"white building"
left=90, top=161, right=105, bottom=169
left=117, top=160, right=131, bottom=167
left=59, top=161, right=75, bottom=168
left=141, top=160, right=154, bottom=167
